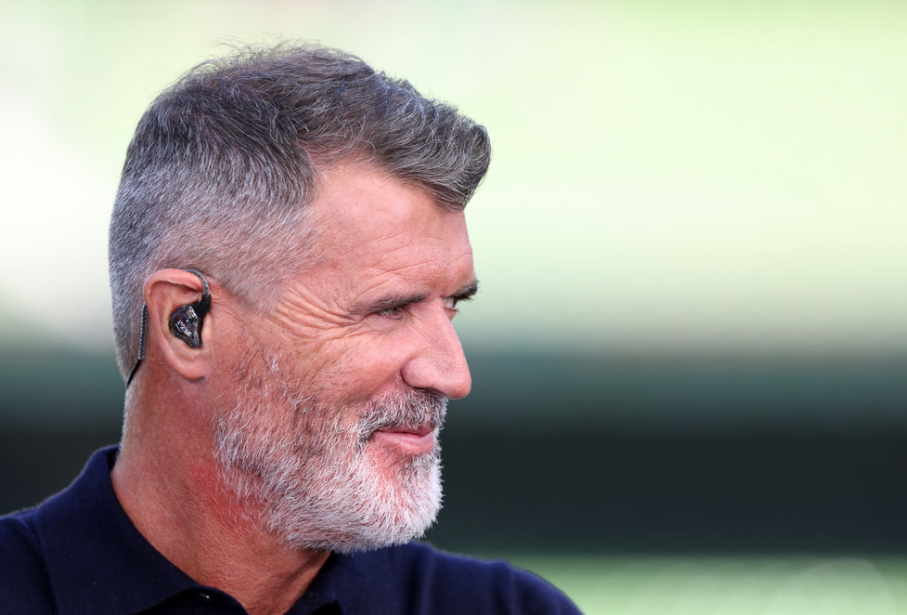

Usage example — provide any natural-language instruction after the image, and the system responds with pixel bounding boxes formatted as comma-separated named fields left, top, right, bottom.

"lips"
left=356, top=390, right=447, bottom=453
left=381, top=424, right=433, bottom=437
left=371, top=424, right=436, bottom=454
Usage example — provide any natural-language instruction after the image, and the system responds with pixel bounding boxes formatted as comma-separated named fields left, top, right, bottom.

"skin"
left=111, top=163, right=476, bottom=615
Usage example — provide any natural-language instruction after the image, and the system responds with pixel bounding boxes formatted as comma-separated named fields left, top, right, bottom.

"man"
left=0, top=45, right=581, bottom=614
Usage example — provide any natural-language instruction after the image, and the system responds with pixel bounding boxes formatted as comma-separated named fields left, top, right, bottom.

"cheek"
left=316, top=337, right=410, bottom=405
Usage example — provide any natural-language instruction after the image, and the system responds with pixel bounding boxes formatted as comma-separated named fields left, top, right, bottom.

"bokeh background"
left=2, top=0, right=906, bottom=612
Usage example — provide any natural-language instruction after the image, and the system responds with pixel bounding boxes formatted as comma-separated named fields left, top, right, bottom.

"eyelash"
left=375, top=297, right=468, bottom=319
left=376, top=306, right=406, bottom=319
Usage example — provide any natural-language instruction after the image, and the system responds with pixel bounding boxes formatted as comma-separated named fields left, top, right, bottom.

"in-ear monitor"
left=126, top=268, right=211, bottom=386
left=169, top=269, right=211, bottom=348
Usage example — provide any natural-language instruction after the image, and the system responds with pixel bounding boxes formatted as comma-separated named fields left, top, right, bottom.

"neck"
left=112, top=378, right=329, bottom=615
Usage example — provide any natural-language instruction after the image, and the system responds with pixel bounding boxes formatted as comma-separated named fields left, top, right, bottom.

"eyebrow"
left=351, top=279, right=479, bottom=315
left=451, top=280, right=479, bottom=302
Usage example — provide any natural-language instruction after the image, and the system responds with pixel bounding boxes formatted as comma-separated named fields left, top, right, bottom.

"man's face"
left=214, top=163, right=476, bottom=551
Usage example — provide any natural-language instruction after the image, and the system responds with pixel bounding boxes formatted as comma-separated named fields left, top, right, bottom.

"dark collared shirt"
left=0, top=447, right=582, bottom=614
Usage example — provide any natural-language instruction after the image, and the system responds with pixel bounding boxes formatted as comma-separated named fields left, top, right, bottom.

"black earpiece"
left=168, top=269, right=211, bottom=348
left=126, top=269, right=211, bottom=386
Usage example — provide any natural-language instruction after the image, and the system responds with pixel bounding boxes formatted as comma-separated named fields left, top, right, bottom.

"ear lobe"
left=144, top=269, right=214, bottom=380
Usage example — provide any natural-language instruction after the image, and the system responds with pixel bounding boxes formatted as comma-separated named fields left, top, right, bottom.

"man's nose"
left=401, top=309, right=471, bottom=400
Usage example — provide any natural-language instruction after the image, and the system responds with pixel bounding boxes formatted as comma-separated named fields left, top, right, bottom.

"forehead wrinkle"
left=336, top=228, right=455, bottom=268
left=355, top=254, right=474, bottom=300
left=357, top=238, right=473, bottom=281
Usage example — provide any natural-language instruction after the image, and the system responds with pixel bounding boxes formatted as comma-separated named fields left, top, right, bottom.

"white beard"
left=213, top=351, right=447, bottom=553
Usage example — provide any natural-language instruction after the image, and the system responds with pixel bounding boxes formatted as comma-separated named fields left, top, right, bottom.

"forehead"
left=305, top=164, right=473, bottom=284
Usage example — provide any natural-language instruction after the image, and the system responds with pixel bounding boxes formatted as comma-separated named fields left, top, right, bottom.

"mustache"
left=357, top=390, right=448, bottom=443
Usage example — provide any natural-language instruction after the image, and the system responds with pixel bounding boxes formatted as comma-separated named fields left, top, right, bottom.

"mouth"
left=370, top=424, right=435, bottom=454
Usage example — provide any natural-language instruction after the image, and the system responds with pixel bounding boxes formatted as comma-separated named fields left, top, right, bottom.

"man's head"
left=108, top=45, right=489, bottom=551
left=109, top=44, right=489, bottom=379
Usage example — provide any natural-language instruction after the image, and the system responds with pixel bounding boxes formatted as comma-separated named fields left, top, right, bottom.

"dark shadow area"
left=0, top=345, right=125, bottom=426
left=4, top=425, right=907, bottom=554
left=0, top=425, right=120, bottom=515
left=2, top=346, right=907, bottom=554
left=428, top=429, right=907, bottom=554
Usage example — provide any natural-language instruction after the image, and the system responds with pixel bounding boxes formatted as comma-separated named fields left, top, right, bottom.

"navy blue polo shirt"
left=0, top=447, right=582, bottom=614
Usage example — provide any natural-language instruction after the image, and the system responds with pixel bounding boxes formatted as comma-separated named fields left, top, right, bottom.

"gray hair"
left=109, top=44, right=491, bottom=380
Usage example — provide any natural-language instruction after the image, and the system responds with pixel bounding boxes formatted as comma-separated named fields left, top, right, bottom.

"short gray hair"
left=109, top=44, right=491, bottom=380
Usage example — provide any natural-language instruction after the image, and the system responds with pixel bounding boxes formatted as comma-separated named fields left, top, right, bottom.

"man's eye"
left=442, top=297, right=460, bottom=312
left=376, top=306, right=405, bottom=319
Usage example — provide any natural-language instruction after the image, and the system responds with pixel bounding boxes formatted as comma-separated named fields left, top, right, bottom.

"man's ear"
left=144, top=269, right=214, bottom=380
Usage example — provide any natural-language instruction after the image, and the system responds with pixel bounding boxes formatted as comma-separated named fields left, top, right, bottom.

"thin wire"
left=126, top=303, right=149, bottom=387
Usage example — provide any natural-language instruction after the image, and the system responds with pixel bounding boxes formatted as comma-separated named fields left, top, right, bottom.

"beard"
left=213, top=349, right=447, bottom=554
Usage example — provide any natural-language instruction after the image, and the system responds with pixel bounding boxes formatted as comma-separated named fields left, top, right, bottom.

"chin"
left=274, top=444, right=444, bottom=554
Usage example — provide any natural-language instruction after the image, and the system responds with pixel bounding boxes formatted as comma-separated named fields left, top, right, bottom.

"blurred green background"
left=2, top=0, right=906, bottom=612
